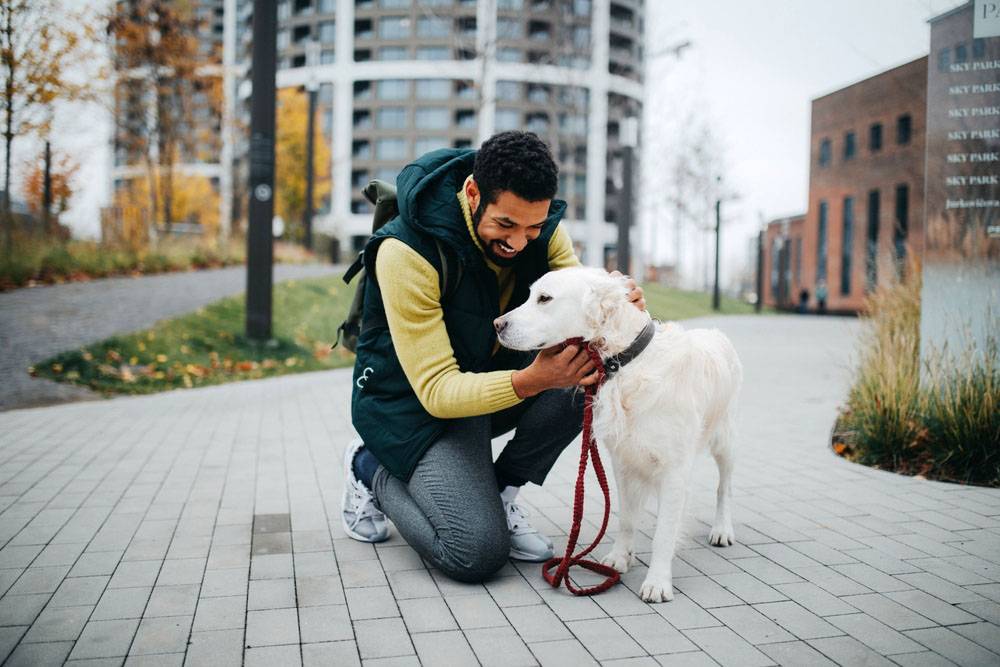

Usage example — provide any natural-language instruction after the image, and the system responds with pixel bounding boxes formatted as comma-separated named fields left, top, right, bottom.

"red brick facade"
left=791, top=57, right=928, bottom=313
left=762, top=215, right=806, bottom=309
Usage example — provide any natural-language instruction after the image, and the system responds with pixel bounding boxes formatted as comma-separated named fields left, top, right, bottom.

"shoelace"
left=505, top=501, right=534, bottom=536
left=347, top=480, right=380, bottom=526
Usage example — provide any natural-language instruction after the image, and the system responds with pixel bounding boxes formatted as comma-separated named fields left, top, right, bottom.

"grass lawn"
left=35, top=275, right=758, bottom=395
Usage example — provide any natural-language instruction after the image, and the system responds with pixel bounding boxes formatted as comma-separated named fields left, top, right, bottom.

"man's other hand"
left=610, top=270, right=646, bottom=312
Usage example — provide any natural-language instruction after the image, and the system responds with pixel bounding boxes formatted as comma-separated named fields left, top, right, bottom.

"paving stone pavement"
left=0, top=263, right=342, bottom=412
left=0, top=314, right=998, bottom=666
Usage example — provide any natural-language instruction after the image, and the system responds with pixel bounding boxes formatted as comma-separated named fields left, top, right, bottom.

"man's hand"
left=610, top=270, right=646, bottom=311
left=511, top=344, right=598, bottom=399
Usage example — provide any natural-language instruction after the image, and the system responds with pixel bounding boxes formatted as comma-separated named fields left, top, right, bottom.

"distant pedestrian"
left=797, top=289, right=810, bottom=314
left=816, top=280, right=828, bottom=314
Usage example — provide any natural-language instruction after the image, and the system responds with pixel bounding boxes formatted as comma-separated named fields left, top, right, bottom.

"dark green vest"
left=350, top=148, right=566, bottom=481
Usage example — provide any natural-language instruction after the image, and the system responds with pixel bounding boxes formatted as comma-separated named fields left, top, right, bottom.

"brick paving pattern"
left=0, top=264, right=341, bottom=411
left=0, top=314, right=998, bottom=666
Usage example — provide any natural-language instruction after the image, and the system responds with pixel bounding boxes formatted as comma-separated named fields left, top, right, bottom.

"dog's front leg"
left=601, top=462, right=646, bottom=573
left=640, top=460, right=693, bottom=603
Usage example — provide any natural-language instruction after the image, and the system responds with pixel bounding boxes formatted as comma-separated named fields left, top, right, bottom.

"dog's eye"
left=537, top=294, right=552, bottom=304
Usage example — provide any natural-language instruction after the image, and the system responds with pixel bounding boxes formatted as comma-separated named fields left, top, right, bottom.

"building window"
left=866, top=190, right=879, bottom=292
left=416, top=46, right=449, bottom=60
left=817, top=200, right=828, bottom=282
left=377, top=79, right=409, bottom=99
left=379, top=16, right=410, bottom=39
left=352, top=109, right=371, bottom=128
left=415, top=137, right=449, bottom=155
left=955, top=42, right=968, bottom=63
left=869, top=123, right=882, bottom=152
left=843, top=132, right=856, bottom=160
left=527, top=84, right=549, bottom=104
left=574, top=0, right=591, bottom=15
left=496, top=81, right=520, bottom=101
left=559, top=113, right=586, bottom=136
left=415, top=107, right=449, bottom=130
left=974, top=38, right=986, bottom=59
left=841, top=196, right=854, bottom=296
left=455, top=80, right=476, bottom=99
left=277, top=29, right=289, bottom=49
left=378, top=46, right=408, bottom=60
left=320, top=49, right=335, bottom=64
left=453, top=138, right=472, bottom=149
left=415, top=79, right=451, bottom=99
left=380, top=0, right=408, bottom=6
left=376, top=138, right=407, bottom=160
left=417, top=16, right=450, bottom=38
left=896, top=114, right=912, bottom=145
left=294, top=0, right=313, bottom=15
left=497, top=48, right=522, bottom=62
left=894, top=184, right=908, bottom=269
left=574, top=26, right=591, bottom=50
left=529, top=20, right=551, bottom=41
left=455, top=109, right=476, bottom=129
left=319, top=0, right=335, bottom=12
left=526, top=112, right=549, bottom=133
left=293, top=24, right=312, bottom=43
left=374, top=167, right=397, bottom=182
left=354, top=18, right=373, bottom=39
left=497, top=18, right=522, bottom=39
left=352, top=169, right=369, bottom=190
left=352, top=139, right=371, bottom=159
left=456, top=16, right=476, bottom=35
left=938, top=47, right=950, bottom=72
left=794, top=237, right=802, bottom=286
left=377, top=107, right=407, bottom=129
left=495, top=109, right=520, bottom=131
left=498, top=0, right=522, bottom=9
left=818, top=138, right=831, bottom=167
left=319, top=20, right=335, bottom=42
left=354, top=48, right=371, bottom=61
left=353, top=81, right=372, bottom=99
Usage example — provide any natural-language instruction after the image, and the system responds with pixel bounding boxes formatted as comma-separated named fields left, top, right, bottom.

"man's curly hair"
left=473, top=131, right=558, bottom=207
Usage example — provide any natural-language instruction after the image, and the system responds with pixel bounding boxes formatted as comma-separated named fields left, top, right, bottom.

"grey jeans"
left=371, top=388, right=584, bottom=582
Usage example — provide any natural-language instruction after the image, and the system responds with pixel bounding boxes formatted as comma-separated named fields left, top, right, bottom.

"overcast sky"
left=54, top=0, right=966, bottom=289
left=641, top=0, right=964, bottom=289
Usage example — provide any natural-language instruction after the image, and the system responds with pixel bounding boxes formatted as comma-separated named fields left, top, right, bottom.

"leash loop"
left=541, top=338, right=621, bottom=596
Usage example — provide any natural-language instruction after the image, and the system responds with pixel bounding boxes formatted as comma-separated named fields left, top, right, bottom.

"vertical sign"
left=920, top=3, right=1000, bottom=368
left=246, top=0, right=278, bottom=340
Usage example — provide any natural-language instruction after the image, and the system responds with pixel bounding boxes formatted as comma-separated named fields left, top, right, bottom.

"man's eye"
left=537, top=294, right=552, bottom=304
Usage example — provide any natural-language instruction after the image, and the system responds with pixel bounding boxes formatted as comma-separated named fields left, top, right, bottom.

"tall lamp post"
left=712, top=176, right=722, bottom=311
left=617, top=117, right=638, bottom=275
left=246, top=0, right=278, bottom=340
left=303, top=40, right=320, bottom=252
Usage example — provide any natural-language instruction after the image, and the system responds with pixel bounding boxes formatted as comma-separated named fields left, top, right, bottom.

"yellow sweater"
left=374, top=179, right=580, bottom=419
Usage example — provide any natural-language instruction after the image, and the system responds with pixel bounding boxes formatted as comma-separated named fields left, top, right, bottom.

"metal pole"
left=712, top=197, right=721, bottom=311
left=755, top=230, right=764, bottom=313
left=246, top=0, right=278, bottom=340
left=304, top=85, right=316, bottom=251
left=617, top=144, right=632, bottom=274
left=43, top=140, right=52, bottom=234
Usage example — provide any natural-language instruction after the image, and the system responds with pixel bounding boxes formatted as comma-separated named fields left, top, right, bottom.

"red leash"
left=541, top=339, right=621, bottom=596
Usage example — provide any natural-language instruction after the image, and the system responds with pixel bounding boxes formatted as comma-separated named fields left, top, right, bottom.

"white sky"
left=641, top=0, right=964, bottom=290
left=51, top=0, right=966, bottom=288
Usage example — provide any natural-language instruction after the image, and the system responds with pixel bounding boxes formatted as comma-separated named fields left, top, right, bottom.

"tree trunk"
left=2, top=3, right=14, bottom=253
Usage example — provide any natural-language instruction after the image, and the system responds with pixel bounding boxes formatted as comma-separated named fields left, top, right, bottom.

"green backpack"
left=335, top=179, right=460, bottom=353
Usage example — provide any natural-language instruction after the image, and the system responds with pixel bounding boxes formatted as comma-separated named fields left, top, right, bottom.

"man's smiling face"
left=466, top=178, right=551, bottom=266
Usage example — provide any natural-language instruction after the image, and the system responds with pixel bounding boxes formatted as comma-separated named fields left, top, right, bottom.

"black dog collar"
left=602, top=320, right=656, bottom=379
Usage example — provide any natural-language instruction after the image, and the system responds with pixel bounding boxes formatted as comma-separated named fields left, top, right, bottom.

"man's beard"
left=472, top=199, right=519, bottom=267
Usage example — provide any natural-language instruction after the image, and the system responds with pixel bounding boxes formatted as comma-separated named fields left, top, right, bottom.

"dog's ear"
left=582, top=273, right=629, bottom=342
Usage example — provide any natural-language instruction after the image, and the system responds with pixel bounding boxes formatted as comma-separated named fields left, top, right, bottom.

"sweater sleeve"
left=547, top=224, right=581, bottom=270
left=374, top=238, right=524, bottom=419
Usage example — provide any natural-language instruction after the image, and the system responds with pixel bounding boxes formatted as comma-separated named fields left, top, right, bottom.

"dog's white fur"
left=496, top=267, right=742, bottom=603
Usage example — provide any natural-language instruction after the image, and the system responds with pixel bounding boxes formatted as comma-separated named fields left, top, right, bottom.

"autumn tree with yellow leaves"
left=1, top=0, right=98, bottom=249
left=275, top=87, right=331, bottom=245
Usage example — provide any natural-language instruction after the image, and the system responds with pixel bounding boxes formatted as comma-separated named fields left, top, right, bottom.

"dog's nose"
left=494, top=318, right=507, bottom=334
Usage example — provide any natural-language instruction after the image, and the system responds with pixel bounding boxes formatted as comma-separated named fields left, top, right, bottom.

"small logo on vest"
left=356, top=367, right=375, bottom=389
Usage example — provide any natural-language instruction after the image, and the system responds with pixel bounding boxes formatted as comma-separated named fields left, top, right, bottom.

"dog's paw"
left=708, top=524, right=735, bottom=547
left=601, top=549, right=635, bottom=574
left=639, top=576, right=674, bottom=603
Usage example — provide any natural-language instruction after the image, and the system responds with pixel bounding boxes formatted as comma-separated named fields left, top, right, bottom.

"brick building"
left=761, top=214, right=806, bottom=309
left=771, top=57, right=928, bottom=313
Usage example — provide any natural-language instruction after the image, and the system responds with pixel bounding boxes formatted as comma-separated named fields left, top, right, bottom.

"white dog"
left=495, top=267, right=742, bottom=603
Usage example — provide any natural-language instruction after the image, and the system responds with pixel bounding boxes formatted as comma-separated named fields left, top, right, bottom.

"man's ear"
left=466, top=178, right=480, bottom=213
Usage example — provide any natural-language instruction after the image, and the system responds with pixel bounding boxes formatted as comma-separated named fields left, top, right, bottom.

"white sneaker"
left=503, top=491, right=554, bottom=562
left=341, top=437, right=390, bottom=543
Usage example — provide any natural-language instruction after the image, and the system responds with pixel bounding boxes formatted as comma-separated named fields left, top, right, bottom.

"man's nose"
left=494, top=317, right=507, bottom=334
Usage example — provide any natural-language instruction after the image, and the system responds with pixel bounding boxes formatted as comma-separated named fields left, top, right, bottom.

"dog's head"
left=494, top=267, right=635, bottom=351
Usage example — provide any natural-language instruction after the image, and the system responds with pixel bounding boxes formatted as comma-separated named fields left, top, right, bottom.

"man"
left=342, top=131, right=645, bottom=583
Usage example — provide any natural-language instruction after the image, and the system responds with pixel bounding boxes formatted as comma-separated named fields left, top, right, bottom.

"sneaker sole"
left=509, top=547, right=554, bottom=562
left=340, top=511, right=390, bottom=543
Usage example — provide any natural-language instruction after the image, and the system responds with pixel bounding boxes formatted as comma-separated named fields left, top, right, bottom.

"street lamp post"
left=712, top=176, right=722, bottom=311
left=246, top=0, right=278, bottom=340
left=617, top=117, right=638, bottom=275
left=303, top=41, right=320, bottom=252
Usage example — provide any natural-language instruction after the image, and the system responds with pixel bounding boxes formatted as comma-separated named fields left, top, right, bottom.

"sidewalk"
left=0, top=314, right=997, bottom=666
left=0, top=263, right=342, bottom=412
